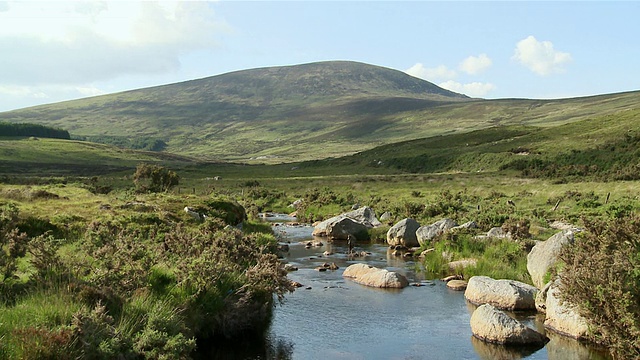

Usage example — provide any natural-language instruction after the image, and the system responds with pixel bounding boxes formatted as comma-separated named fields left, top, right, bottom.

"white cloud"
left=0, top=1, right=228, bottom=86
left=459, top=54, right=492, bottom=75
left=439, top=81, right=496, bottom=98
left=512, top=35, right=572, bottom=76
left=405, top=63, right=457, bottom=81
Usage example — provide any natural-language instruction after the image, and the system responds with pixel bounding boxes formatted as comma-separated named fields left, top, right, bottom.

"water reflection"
left=471, top=336, right=543, bottom=360
left=195, top=334, right=294, bottom=360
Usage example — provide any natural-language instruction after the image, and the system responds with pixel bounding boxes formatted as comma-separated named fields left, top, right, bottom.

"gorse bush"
left=133, top=163, right=179, bottom=193
left=0, top=194, right=292, bottom=359
left=559, top=215, right=640, bottom=359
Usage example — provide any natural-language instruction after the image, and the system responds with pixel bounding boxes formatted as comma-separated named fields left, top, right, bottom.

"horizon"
left=1, top=1, right=639, bottom=112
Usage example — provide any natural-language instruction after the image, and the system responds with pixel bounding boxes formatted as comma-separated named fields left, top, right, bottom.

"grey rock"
left=464, top=276, right=538, bottom=311
left=416, top=218, right=458, bottom=246
left=471, top=304, right=548, bottom=345
left=544, top=280, right=589, bottom=340
left=312, top=206, right=381, bottom=238
left=342, top=263, right=409, bottom=288
left=326, top=217, right=368, bottom=240
left=387, top=218, right=421, bottom=247
left=527, top=230, right=575, bottom=289
left=486, top=227, right=510, bottom=239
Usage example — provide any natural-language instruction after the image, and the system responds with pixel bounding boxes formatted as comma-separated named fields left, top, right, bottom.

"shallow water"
left=213, top=218, right=611, bottom=359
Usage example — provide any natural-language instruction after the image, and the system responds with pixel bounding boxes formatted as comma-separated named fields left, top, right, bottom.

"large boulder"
left=342, top=263, right=408, bottom=288
left=527, top=230, right=575, bottom=289
left=470, top=304, right=548, bottom=345
left=464, top=276, right=538, bottom=311
left=544, top=281, right=589, bottom=340
left=312, top=206, right=381, bottom=239
left=416, top=218, right=458, bottom=246
left=326, top=217, right=369, bottom=240
left=343, top=206, right=382, bottom=227
left=387, top=218, right=421, bottom=247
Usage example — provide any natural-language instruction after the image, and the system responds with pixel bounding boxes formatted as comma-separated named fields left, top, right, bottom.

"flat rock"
left=448, top=258, right=477, bottom=271
left=446, top=280, right=468, bottom=291
left=342, top=263, right=408, bottom=288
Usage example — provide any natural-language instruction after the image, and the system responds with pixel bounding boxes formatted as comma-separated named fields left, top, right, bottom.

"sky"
left=0, top=1, right=639, bottom=112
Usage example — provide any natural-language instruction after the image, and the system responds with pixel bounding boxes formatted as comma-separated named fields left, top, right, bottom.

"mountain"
left=0, top=61, right=468, bottom=161
left=1, top=61, right=639, bottom=163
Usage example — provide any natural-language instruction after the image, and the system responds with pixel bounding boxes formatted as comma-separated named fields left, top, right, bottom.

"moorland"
left=0, top=61, right=638, bottom=359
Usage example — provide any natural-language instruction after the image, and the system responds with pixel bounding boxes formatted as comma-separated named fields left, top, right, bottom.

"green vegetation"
left=133, top=163, right=180, bottom=193
left=0, top=122, right=69, bottom=139
left=559, top=216, right=640, bottom=358
left=0, top=174, right=290, bottom=359
left=72, top=135, right=167, bottom=151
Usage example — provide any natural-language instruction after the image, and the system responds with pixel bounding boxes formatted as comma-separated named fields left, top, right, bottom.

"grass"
left=0, top=289, right=85, bottom=359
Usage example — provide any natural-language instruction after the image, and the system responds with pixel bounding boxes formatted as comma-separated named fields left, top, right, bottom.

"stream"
left=207, top=215, right=611, bottom=359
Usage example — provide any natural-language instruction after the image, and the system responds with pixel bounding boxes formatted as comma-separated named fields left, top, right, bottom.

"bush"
left=559, top=215, right=640, bottom=358
left=133, top=164, right=179, bottom=193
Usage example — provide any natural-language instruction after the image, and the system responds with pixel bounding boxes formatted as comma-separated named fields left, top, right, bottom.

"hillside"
left=1, top=61, right=639, bottom=163
left=0, top=137, right=196, bottom=177
left=296, top=107, right=640, bottom=181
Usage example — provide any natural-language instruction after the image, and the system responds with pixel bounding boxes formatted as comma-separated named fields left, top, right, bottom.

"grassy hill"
left=0, top=137, right=196, bottom=177
left=1, top=61, right=639, bottom=163
left=292, top=107, right=640, bottom=181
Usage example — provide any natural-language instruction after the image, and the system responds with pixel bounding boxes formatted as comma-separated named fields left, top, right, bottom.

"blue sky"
left=0, top=1, right=639, bottom=112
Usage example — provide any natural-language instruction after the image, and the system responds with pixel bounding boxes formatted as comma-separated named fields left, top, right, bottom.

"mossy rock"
left=195, top=197, right=247, bottom=226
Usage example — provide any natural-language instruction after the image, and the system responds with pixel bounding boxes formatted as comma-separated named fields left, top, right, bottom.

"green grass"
left=0, top=289, right=85, bottom=359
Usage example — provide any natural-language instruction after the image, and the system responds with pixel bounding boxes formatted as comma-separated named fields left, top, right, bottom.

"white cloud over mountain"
left=439, top=81, right=496, bottom=97
left=406, top=53, right=495, bottom=97
left=405, top=63, right=457, bottom=81
left=512, top=36, right=572, bottom=76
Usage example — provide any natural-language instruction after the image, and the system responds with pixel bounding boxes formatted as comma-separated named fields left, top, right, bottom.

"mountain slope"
left=1, top=61, right=639, bottom=163
left=0, top=61, right=468, bottom=161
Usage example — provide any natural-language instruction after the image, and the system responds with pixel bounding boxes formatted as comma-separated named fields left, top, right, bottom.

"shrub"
left=133, top=164, right=179, bottom=193
left=501, top=218, right=531, bottom=241
left=559, top=215, right=640, bottom=358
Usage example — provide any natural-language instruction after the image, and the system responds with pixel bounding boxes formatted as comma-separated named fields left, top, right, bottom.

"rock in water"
left=446, top=280, right=468, bottom=291
left=470, top=304, right=548, bottom=345
left=386, top=218, right=420, bottom=247
left=342, top=263, right=408, bottom=288
left=544, top=280, right=590, bottom=340
left=312, top=206, right=381, bottom=239
left=464, top=276, right=538, bottom=311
